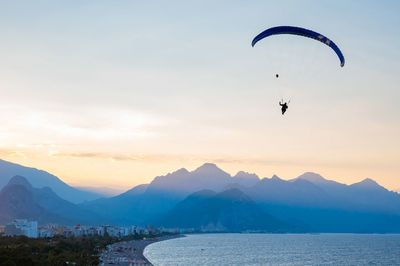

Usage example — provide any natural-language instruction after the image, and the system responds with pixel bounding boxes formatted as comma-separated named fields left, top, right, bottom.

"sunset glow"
left=1, top=1, right=399, bottom=191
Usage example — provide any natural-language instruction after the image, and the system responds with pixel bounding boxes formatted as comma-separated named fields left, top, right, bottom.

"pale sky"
left=0, top=0, right=399, bottom=191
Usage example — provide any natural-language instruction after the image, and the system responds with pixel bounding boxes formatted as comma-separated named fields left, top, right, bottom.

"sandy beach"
left=99, top=235, right=184, bottom=266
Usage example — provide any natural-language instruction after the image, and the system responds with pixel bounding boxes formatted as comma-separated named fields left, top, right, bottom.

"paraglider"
left=251, top=26, right=345, bottom=67
left=252, top=26, right=345, bottom=115
left=279, top=100, right=289, bottom=115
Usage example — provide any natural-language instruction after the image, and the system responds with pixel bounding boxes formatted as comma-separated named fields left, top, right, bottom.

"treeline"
left=0, top=233, right=160, bottom=266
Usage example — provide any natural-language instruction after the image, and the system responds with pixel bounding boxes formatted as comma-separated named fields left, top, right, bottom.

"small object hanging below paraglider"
left=276, top=74, right=279, bottom=78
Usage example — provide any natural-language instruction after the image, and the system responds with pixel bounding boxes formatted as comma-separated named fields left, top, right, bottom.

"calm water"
left=144, top=234, right=400, bottom=265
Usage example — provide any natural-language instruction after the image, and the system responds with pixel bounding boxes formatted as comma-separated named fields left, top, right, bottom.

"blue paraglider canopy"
left=252, top=26, right=345, bottom=67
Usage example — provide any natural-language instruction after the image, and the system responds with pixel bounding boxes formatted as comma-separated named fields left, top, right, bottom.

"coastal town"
left=0, top=219, right=187, bottom=265
left=0, top=219, right=192, bottom=239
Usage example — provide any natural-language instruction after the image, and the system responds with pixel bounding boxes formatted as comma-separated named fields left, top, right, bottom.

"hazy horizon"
left=1, top=1, right=399, bottom=190
left=1, top=158, right=398, bottom=194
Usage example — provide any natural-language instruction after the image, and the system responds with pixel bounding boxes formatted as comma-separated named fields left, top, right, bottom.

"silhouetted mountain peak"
left=231, top=171, right=259, bottom=187
left=193, top=163, right=227, bottom=175
left=148, top=163, right=232, bottom=196
left=0, top=158, right=102, bottom=203
left=352, top=178, right=381, bottom=189
left=234, top=171, right=258, bottom=179
left=151, top=168, right=190, bottom=185
left=154, top=187, right=287, bottom=232
left=157, top=168, right=189, bottom=180
left=361, top=178, right=378, bottom=185
left=173, top=168, right=190, bottom=175
left=259, top=175, right=284, bottom=184
left=7, top=175, right=33, bottom=189
left=297, top=172, right=326, bottom=183
left=258, top=177, right=278, bottom=185
left=217, top=188, right=251, bottom=202
left=271, top=174, right=281, bottom=180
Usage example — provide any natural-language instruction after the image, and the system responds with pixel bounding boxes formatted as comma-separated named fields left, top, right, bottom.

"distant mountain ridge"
left=0, top=175, right=107, bottom=225
left=154, top=188, right=289, bottom=232
left=80, top=164, right=262, bottom=225
left=147, top=163, right=260, bottom=196
left=1, top=160, right=400, bottom=233
left=80, top=163, right=400, bottom=232
left=0, top=159, right=103, bottom=203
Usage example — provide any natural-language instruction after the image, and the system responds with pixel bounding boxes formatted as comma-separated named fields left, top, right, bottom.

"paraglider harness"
left=279, top=99, right=290, bottom=115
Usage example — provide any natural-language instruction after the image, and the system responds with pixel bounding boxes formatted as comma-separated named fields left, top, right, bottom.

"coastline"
left=99, top=234, right=184, bottom=265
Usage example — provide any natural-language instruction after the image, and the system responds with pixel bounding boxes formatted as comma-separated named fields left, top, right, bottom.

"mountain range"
left=0, top=159, right=103, bottom=203
left=0, top=175, right=108, bottom=225
left=152, top=189, right=289, bottom=232
left=1, top=159, right=400, bottom=233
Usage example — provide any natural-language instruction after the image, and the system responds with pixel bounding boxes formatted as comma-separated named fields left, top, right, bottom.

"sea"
left=144, top=233, right=400, bottom=265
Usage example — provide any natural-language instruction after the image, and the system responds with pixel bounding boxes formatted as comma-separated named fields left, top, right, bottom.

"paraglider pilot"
left=279, top=100, right=289, bottom=115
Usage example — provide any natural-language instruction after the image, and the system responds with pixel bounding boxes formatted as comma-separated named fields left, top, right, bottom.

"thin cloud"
left=51, top=152, right=166, bottom=162
left=49, top=151, right=315, bottom=167
left=48, top=151, right=396, bottom=171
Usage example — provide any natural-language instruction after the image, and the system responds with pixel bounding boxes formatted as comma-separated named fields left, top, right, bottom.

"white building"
left=5, top=219, right=38, bottom=238
left=96, top=226, right=105, bottom=236
left=39, top=229, right=54, bottom=238
left=105, top=226, right=121, bottom=237
left=0, top=225, right=5, bottom=235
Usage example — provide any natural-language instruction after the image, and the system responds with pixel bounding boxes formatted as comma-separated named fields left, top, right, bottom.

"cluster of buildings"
left=1, top=219, right=192, bottom=239
left=3, top=219, right=38, bottom=238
